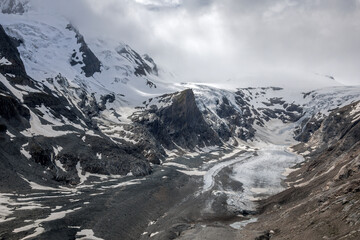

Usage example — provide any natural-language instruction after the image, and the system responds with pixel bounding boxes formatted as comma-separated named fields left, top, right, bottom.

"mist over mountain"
left=0, top=1, right=359, bottom=240
left=4, top=0, right=359, bottom=88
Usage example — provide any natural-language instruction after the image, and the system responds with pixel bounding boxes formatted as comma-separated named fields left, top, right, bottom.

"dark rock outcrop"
left=0, top=24, right=29, bottom=83
left=143, top=54, right=159, bottom=76
left=134, top=89, right=221, bottom=150
left=0, top=94, right=30, bottom=130
left=117, top=46, right=158, bottom=77
left=66, top=24, right=101, bottom=77
left=24, top=92, right=81, bottom=123
left=294, top=116, right=323, bottom=142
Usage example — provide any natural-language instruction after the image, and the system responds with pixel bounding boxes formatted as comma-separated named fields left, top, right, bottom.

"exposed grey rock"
left=294, top=116, right=323, bottom=142
left=0, top=95, right=30, bottom=130
left=134, top=89, right=222, bottom=150
left=66, top=24, right=101, bottom=77
left=24, top=92, right=81, bottom=123
left=0, top=24, right=29, bottom=84
left=78, top=91, right=102, bottom=118
left=117, top=46, right=158, bottom=77
left=143, top=54, right=159, bottom=76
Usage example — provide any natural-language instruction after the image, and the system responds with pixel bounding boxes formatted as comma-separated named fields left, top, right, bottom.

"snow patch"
left=6, top=130, right=16, bottom=139
left=76, top=162, right=89, bottom=185
left=14, top=208, right=82, bottom=239
left=150, top=232, right=160, bottom=237
left=76, top=229, right=104, bottom=240
left=0, top=194, right=14, bottom=223
left=20, top=143, right=31, bottom=159
left=177, top=169, right=206, bottom=176
left=282, top=167, right=301, bottom=177
left=21, top=111, right=75, bottom=137
left=20, top=176, right=60, bottom=191
left=229, top=218, right=258, bottom=230
left=0, top=57, right=12, bottom=65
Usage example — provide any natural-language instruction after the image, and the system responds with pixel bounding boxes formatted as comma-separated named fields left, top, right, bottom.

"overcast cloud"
left=33, top=0, right=360, bottom=88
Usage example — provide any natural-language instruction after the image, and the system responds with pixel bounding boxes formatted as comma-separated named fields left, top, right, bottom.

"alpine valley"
left=0, top=1, right=360, bottom=240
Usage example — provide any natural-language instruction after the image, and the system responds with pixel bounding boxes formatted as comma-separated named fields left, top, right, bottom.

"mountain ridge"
left=0, top=8, right=360, bottom=240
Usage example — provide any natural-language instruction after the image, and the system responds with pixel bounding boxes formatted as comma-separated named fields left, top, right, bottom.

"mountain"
left=241, top=100, right=360, bottom=240
left=1, top=7, right=359, bottom=190
left=0, top=4, right=360, bottom=240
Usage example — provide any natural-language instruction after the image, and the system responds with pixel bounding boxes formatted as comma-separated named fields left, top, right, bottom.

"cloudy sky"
left=34, top=0, right=360, bottom=88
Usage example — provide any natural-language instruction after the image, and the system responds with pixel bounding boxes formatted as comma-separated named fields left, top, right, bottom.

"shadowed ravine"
left=1, top=122, right=303, bottom=240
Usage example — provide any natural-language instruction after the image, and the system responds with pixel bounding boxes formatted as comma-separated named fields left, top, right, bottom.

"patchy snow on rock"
left=0, top=57, right=12, bottom=65
left=6, top=130, right=16, bottom=139
left=163, top=162, right=188, bottom=169
left=101, top=179, right=143, bottom=189
left=150, top=231, right=160, bottom=237
left=20, top=176, right=60, bottom=191
left=52, top=146, right=66, bottom=172
left=0, top=193, right=14, bottom=223
left=21, top=111, right=75, bottom=137
left=0, top=73, right=25, bottom=101
left=53, top=146, right=63, bottom=156
left=177, top=169, right=206, bottom=176
left=76, top=229, right=104, bottom=240
left=54, top=159, right=66, bottom=172
left=5, top=73, right=15, bottom=78
left=20, top=143, right=31, bottom=159
left=76, top=162, right=89, bottom=185
left=349, top=102, right=360, bottom=123
left=36, top=104, right=83, bottom=130
left=14, top=207, right=82, bottom=240
left=229, top=218, right=258, bottom=230
left=282, top=167, right=301, bottom=177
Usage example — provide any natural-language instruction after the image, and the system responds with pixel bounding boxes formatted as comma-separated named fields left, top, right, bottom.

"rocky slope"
left=0, top=23, right=155, bottom=190
left=241, top=100, right=360, bottom=240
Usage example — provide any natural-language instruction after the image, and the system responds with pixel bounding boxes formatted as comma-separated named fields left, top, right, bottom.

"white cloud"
left=30, top=0, right=360, bottom=88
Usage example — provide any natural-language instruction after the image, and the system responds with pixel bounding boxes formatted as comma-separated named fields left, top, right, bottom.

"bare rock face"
left=294, top=116, right=323, bottom=142
left=0, top=25, right=28, bottom=81
left=66, top=24, right=102, bottom=77
left=134, top=89, right=222, bottom=150
left=242, top=101, right=360, bottom=240
left=0, top=94, right=30, bottom=130
left=117, top=46, right=158, bottom=77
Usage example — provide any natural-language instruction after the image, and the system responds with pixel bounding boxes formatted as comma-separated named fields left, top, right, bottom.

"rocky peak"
left=133, top=89, right=221, bottom=150
left=0, top=25, right=27, bottom=79
left=66, top=24, right=102, bottom=77
left=117, top=45, right=158, bottom=77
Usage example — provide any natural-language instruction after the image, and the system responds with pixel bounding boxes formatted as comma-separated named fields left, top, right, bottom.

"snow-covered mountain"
left=1, top=6, right=360, bottom=188
left=1, top=4, right=360, bottom=240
